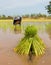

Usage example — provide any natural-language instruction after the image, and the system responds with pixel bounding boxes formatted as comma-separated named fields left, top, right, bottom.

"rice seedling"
left=14, top=25, right=46, bottom=57
left=46, top=24, right=51, bottom=38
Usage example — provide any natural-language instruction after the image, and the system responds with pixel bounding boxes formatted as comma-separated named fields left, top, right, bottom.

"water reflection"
left=14, top=25, right=21, bottom=34
left=18, top=55, right=41, bottom=65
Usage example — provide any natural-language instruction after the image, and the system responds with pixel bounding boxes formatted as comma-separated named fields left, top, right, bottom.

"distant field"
left=0, top=19, right=51, bottom=32
left=0, top=18, right=51, bottom=23
left=22, top=18, right=51, bottom=22
left=0, top=20, right=14, bottom=31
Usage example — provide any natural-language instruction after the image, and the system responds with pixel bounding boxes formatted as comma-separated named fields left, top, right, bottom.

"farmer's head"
left=13, top=16, right=22, bottom=25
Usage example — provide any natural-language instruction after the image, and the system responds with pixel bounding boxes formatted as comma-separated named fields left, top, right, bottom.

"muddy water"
left=38, top=32, right=51, bottom=65
left=0, top=30, right=51, bottom=65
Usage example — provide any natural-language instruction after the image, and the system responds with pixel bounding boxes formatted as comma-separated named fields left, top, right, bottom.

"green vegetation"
left=14, top=25, right=46, bottom=56
left=46, top=24, right=51, bottom=38
left=0, top=15, right=13, bottom=19
left=46, top=1, right=51, bottom=14
left=25, top=25, right=37, bottom=37
left=0, top=13, right=51, bottom=19
left=0, top=20, right=14, bottom=32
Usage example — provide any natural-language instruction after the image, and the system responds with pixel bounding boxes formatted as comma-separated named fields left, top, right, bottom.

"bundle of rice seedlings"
left=14, top=25, right=46, bottom=56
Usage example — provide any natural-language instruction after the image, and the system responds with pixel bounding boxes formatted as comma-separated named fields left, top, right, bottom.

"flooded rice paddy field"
left=0, top=20, right=51, bottom=65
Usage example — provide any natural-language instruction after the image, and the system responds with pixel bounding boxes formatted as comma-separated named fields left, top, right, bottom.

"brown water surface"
left=0, top=30, right=51, bottom=65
